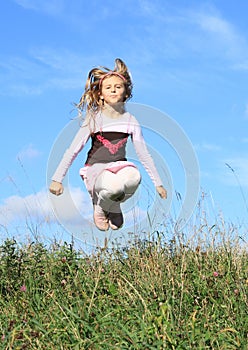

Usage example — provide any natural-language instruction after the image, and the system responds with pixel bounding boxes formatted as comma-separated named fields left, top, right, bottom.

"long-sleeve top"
left=52, top=111, right=163, bottom=187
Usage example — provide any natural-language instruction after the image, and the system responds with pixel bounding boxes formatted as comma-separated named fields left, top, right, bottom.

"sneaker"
left=93, top=205, right=109, bottom=231
left=108, top=203, right=123, bottom=230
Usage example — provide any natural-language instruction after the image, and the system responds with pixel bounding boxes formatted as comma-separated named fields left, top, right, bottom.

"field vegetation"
left=0, top=209, right=247, bottom=349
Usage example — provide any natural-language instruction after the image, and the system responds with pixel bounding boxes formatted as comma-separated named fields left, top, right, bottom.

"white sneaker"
left=93, top=205, right=109, bottom=231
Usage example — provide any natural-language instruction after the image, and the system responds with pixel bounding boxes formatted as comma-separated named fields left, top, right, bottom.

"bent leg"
left=94, top=167, right=141, bottom=206
left=94, top=170, right=125, bottom=209
left=93, top=166, right=141, bottom=230
left=116, top=166, right=141, bottom=202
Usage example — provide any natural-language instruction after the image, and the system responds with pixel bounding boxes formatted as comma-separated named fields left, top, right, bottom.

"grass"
left=0, top=215, right=247, bottom=350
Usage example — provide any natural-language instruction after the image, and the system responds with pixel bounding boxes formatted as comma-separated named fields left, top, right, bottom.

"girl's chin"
left=106, top=101, right=124, bottom=106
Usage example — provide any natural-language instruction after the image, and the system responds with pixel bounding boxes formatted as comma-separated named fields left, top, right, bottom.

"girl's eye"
left=103, top=85, right=123, bottom=90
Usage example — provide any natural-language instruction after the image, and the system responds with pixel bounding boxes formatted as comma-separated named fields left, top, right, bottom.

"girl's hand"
left=49, top=181, right=64, bottom=196
left=156, top=185, right=167, bottom=199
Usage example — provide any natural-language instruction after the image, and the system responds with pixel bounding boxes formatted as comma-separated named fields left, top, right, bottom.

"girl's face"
left=100, top=76, right=126, bottom=105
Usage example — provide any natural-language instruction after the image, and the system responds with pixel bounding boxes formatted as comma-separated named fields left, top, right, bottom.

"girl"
left=49, top=58, right=167, bottom=231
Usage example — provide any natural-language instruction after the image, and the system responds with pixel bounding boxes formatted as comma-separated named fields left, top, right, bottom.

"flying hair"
left=76, top=58, right=133, bottom=114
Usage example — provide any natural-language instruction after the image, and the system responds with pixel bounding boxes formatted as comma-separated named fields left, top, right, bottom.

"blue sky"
left=1, top=0, right=248, bottom=247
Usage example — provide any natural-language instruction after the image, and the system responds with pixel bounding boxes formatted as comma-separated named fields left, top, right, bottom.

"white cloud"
left=50, top=186, right=92, bottom=225
left=185, top=8, right=248, bottom=64
left=192, top=9, right=248, bottom=72
left=196, top=12, right=236, bottom=39
left=131, top=3, right=248, bottom=70
left=0, top=187, right=92, bottom=227
left=0, top=189, right=52, bottom=226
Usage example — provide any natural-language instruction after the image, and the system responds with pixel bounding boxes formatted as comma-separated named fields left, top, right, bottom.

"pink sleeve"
left=52, top=124, right=90, bottom=183
left=130, top=115, right=163, bottom=187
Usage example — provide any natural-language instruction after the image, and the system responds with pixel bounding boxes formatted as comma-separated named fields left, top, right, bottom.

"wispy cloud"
left=13, top=1, right=248, bottom=70
left=14, top=0, right=65, bottom=16
left=17, top=144, right=42, bottom=161
left=0, top=187, right=91, bottom=227
left=195, top=142, right=222, bottom=152
left=30, top=47, right=83, bottom=71
left=3, top=2, right=248, bottom=97
left=0, top=187, right=150, bottom=246
left=185, top=7, right=248, bottom=70
left=194, top=10, right=239, bottom=43
left=132, top=3, right=248, bottom=70
left=233, top=61, right=248, bottom=71
left=245, top=103, right=248, bottom=119
left=0, top=189, right=53, bottom=226
left=0, top=48, right=88, bottom=96
left=0, top=56, right=44, bottom=96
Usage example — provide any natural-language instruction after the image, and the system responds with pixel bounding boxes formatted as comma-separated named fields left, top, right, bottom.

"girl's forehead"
left=101, top=75, right=124, bottom=86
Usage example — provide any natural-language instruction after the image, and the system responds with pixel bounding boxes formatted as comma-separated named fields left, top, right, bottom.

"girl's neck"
left=102, top=102, right=126, bottom=118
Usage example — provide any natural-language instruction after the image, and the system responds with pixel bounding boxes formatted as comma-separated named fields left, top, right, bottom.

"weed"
left=0, top=219, right=247, bottom=349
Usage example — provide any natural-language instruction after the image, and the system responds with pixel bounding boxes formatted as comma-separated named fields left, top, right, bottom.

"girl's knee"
left=94, top=167, right=141, bottom=203
left=121, top=167, right=141, bottom=187
left=131, top=168, right=141, bottom=185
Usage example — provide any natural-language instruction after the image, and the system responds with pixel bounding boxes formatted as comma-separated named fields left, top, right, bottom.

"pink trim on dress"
left=96, top=134, right=128, bottom=154
left=105, top=161, right=137, bottom=173
left=79, top=161, right=138, bottom=195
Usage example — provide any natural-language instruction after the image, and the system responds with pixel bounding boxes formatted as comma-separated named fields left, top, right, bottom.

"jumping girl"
left=49, top=58, right=167, bottom=231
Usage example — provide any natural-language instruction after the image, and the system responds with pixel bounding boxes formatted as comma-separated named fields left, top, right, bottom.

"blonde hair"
left=76, top=58, right=133, bottom=114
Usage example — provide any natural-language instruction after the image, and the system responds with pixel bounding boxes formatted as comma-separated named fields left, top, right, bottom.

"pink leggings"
left=94, top=166, right=141, bottom=212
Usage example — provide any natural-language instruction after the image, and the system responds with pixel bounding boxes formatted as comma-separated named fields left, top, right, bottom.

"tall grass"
left=0, top=211, right=247, bottom=349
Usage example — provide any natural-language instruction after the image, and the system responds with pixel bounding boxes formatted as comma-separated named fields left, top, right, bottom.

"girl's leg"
left=94, top=167, right=141, bottom=209
left=107, top=167, right=141, bottom=229
left=115, top=166, right=141, bottom=202
left=94, top=166, right=141, bottom=230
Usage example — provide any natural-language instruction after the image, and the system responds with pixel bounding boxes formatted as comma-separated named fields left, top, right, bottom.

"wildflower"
left=20, top=285, right=27, bottom=292
left=61, top=279, right=67, bottom=286
left=1, top=334, right=5, bottom=341
left=61, top=256, right=67, bottom=263
left=234, top=289, right=239, bottom=295
left=213, top=271, right=219, bottom=277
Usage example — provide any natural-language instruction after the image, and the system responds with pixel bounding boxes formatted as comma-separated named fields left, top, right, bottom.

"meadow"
left=0, top=207, right=247, bottom=350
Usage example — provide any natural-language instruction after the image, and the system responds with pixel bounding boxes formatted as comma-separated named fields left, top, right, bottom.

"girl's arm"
left=49, top=123, right=90, bottom=196
left=130, top=116, right=167, bottom=199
